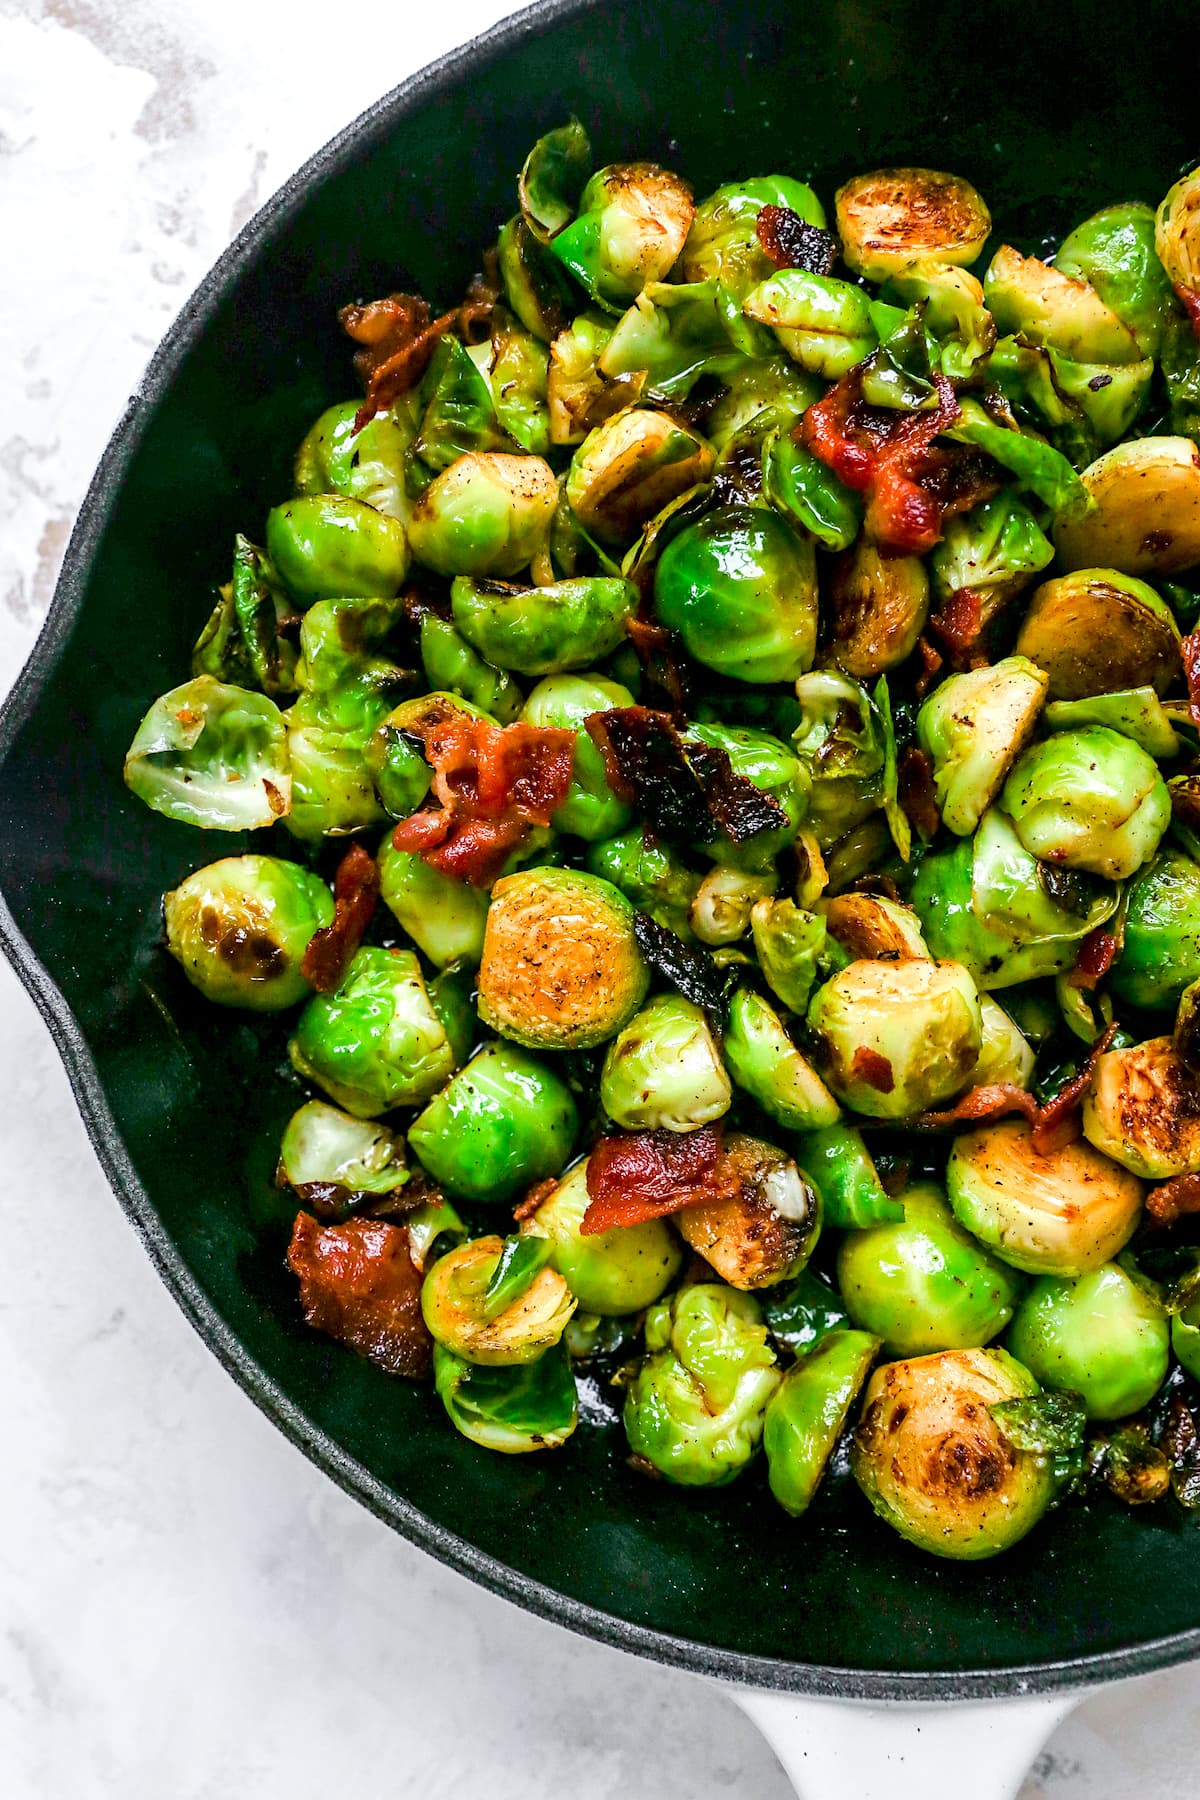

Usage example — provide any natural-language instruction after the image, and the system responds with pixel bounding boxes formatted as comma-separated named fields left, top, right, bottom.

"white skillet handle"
left=733, top=1688, right=1080, bottom=1800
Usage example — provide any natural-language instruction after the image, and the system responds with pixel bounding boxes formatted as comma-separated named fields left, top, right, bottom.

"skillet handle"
left=733, top=1688, right=1080, bottom=1800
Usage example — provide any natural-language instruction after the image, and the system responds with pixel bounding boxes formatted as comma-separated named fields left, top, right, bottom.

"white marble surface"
left=3, top=2, right=1200, bottom=1793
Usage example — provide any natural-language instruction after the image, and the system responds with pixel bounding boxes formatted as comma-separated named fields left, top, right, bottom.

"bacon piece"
left=1032, top=1023, right=1118, bottom=1152
left=909, top=1084, right=1040, bottom=1133
left=624, top=614, right=692, bottom=720
left=898, top=746, right=940, bottom=842
left=287, top=1212, right=431, bottom=1378
left=1067, top=928, right=1118, bottom=992
left=584, top=706, right=786, bottom=847
left=339, top=293, right=457, bottom=430
left=301, top=842, right=380, bottom=993
left=513, top=1175, right=561, bottom=1224
left=1177, top=286, right=1200, bottom=340
left=850, top=1046, right=895, bottom=1093
left=1145, top=1172, right=1200, bottom=1230
left=929, top=588, right=989, bottom=668
left=914, top=634, right=944, bottom=698
left=909, top=1025, right=1118, bottom=1151
left=1183, top=631, right=1200, bottom=729
left=755, top=206, right=837, bottom=275
left=581, top=1125, right=724, bottom=1235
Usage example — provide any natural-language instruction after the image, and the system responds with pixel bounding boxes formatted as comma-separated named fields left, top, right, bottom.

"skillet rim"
left=3, top=0, right=1199, bottom=1701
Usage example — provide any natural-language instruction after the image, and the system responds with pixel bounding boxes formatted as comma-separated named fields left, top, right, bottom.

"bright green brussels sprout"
left=565, top=407, right=713, bottom=546
left=363, top=690, right=488, bottom=821
left=917, top=656, right=1048, bottom=838
left=433, top=1339, right=578, bottom=1452
left=750, top=897, right=828, bottom=1016
left=764, top=1329, right=880, bottom=1517
left=408, top=1042, right=577, bottom=1203
left=289, top=946, right=461, bottom=1118
left=792, top=1122, right=902, bottom=1229
left=521, top=1158, right=682, bottom=1315
left=1043, top=688, right=1180, bottom=761
left=586, top=827, right=702, bottom=937
left=1004, top=1265, right=1169, bottom=1420
left=743, top=270, right=878, bottom=378
left=689, top=866, right=777, bottom=945
left=1056, top=203, right=1176, bottom=360
left=623, top=1285, right=780, bottom=1486
left=1156, top=165, right=1200, bottom=316
left=835, top=167, right=990, bottom=280
left=477, top=867, right=649, bottom=1050
left=1111, top=851, right=1200, bottom=1010
left=1001, top=726, right=1170, bottom=881
left=1082, top=1035, right=1200, bottom=1180
left=451, top=573, right=637, bottom=676
left=418, top=614, right=523, bottom=725
left=406, top=452, right=557, bottom=578
left=974, top=996, right=1036, bottom=1089
left=1055, top=439, right=1200, bottom=577
left=947, top=1120, right=1144, bottom=1273
left=761, top=424, right=863, bottom=552
left=163, top=855, right=332, bottom=1011
left=884, top=259, right=996, bottom=382
left=293, top=400, right=414, bottom=520
left=838, top=1181, right=1025, bottom=1357
left=278, top=1099, right=408, bottom=1208
left=549, top=162, right=694, bottom=307
left=598, top=281, right=744, bottom=402
left=676, top=1132, right=821, bottom=1289
left=519, top=672, right=634, bottom=839
left=1015, top=569, right=1181, bottom=699
left=1172, top=1299, right=1200, bottom=1384
left=704, top=354, right=823, bottom=453
left=1047, top=349, right=1154, bottom=448
left=265, top=495, right=409, bottom=603
left=654, top=504, right=817, bottom=685
left=680, top=175, right=826, bottom=296
left=193, top=535, right=298, bottom=697
left=985, top=243, right=1142, bottom=365
left=124, top=676, right=291, bottom=831
left=851, top=1347, right=1060, bottom=1560
left=808, top=958, right=982, bottom=1119
left=600, top=995, right=731, bottom=1132
left=284, top=705, right=386, bottom=841
left=497, top=215, right=575, bottom=345
left=488, top=316, right=552, bottom=457
left=724, top=988, right=840, bottom=1130
left=421, top=1234, right=575, bottom=1366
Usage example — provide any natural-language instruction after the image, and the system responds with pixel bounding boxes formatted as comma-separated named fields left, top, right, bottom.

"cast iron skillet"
left=4, top=0, right=1200, bottom=1707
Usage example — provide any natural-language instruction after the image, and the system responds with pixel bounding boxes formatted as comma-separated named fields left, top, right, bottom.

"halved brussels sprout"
left=1014, top=569, right=1181, bottom=699
left=743, top=270, right=878, bottom=379
left=478, top=867, right=649, bottom=1050
left=377, top=839, right=490, bottom=967
left=549, top=162, right=694, bottom=307
left=433, top=1340, right=578, bottom=1452
left=851, top=1347, right=1059, bottom=1560
left=521, top=1158, right=682, bottom=1315
left=1082, top=1035, right=1200, bottom=1179
left=587, top=826, right=702, bottom=938
left=838, top=1181, right=1025, bottom=1357
left=819, top=893, right=928, bottom=962
left=1054, top=439, right=1200, bottom=577
left=916, top=657, right=1048, bottom=838
left=1005, top=1265, right=1169, bottom=1421
left=1044, top=688, right=1180, bottom=761
left=293, top=401, right=415, bottom=521
left=690, top=867, right=777, bottom=945
left=1156, top=165, right=1200, bottom=315
left=451, top=573, right=637, bottom=676
left=676, top=1132, right=821, bottom=1289
left=835, top=168, right=990, bottom=281
left=1001, top=726, right=1170, bottom=881
left=125, top=677, right=291, bottom=830
left=704, top=354, right=823, bottom=453
left=408, top=1042, right=577, bottom=1203
left=829, top=539, right=930, bottom=679
left=421, top=1234, right=575, bottom=1365
left=623, top=1284, right=780, bottom=1486
left=600, top=995, right=731, bottom=1132
left=163, top=855, right=332, bottom=1010
left=724, top=988, right=840, bottom=1131
left=764, top=1329, right=880, bottom=1517
left=808, top=958, right=983, bottom=1119
left=1173, top=1300, right=1200, bottom=1385
left=947, top=1120, right=1144, bottom=1273
left=520, top=673, right=634, bottom=839
left=681, top=175, right=826, bottom=295
left=289, top=946, right=460, bottom=1118
left=1056, top=202, right=1176, bottom=360
left=265, top=494, right=410, bottom=603
left=565, top=407, right=713, bottom=546
left=750, top=897, right=827, bottom=1016
left=654, top=504, right=818, bottom=684
left=407, top=452, right=558, bottom=578
left=1111, top=851, right=1200, bottom=1011
left=419, top=614, right=524, bottom=725
left=974, top=997, right=1036, bottom=1089
left=984, top=244, right=1143, bottom=365
left=278, top=1100, right=408, bottom=1210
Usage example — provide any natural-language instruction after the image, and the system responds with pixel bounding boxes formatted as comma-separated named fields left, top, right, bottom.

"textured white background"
left=3, top=2, right=1200, bottom=1793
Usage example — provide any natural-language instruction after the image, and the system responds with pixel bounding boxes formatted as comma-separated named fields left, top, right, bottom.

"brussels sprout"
left=521, top=1158, right=682, bottom=1314
left=676, top=1132, right=821, bottom=1289
left=519, top=673, right=634, bottom=839
left=163, top=854, right=332, bottom=1010
left=487, top=317, right=552, bottom=457
left=916, top=657, right=1047, bottom=838
left=1001, top=727, right=1170, bottom=881
left=289, top=946, right=461, bottom=1118
left=545, top=312, right=627, bottom=446
left=407, top=1041, right=577, bottom=1204
left=761, top=425, right=864, bottom=552
left=407, top=336, right=512, bottom=481
left=984, top=244, right=1142, bottom=365
left=193, top=536, right=299, bottom=697
left=433, top=1339, right=578, bottom=1452
left=1156, top=166, right=1200, bottom=314
left=724, top=988, right=840, bottom=1131
left=1043, top=688, right=1180, bottom=761
left=885, top=259, right=996, bottom=382
left=449, top=573, right=637, bottom=681
left=838, top=1181, right=1024, bottom=1357
left=1054, top=439, right=1200, bottom=577
left=1005, top=1265, right=1169, bottom=1421
left=518, top=120, right=591, bottom=242
left=974, top=997, right=1036, bottom=1089
left=681, top=175, right=826, bottom=295
left=406, top=452, right=558, bottom=578
left=828, top=539, right=930, bottom=680
left=498, top=215, right=576, bottom=345
left=928, top=494, right=1054, bottom=630
left=1082, top=1035, right=1200, bottom=1179
left=598, top=281, right=744, bottom=402
left=750, top=897, right=827, bottom=1016
left=947, top=1120, right=1144, bottom=1274
left=835, top=168, right=990, bottom=281
left=278, top=1100, right=408, bottom=1209
left=689, top=866, right=777, bottom=945
left=600, top=995, right=731, bottom=1132
left=808, top=959, right=982, bottom=1119
left=419, top=615, right=523, bottom=725
left=587, top=827, right=702, bottom=938
left=364, top=689, right=488, bottom=822
left=819, top=893, right=929, bottom=962
left=793, top=1122, right=902, bottom=1229
left=683, top=720, right=809, bottom=870
left=764, top=1329, right=880, bottom=1517
left=478, top=867, right=649, bottom=1050
left=1014, top=569, right=1182, bottom=699
left=1056, top=203, right=1176, bottom=360
left=284, top=709, right=385, bottom=842
left=790, top=671, right=885, bottom=850
left=125, top=676, right=291, bottom=830
left=549, top=162, right=695, bottom=307
left=1046, top=350, right=1155, bottom=449
left=1173, top=1300, right=1200, bottom=1384
left=655, top=504, right=817, bottom=685
left=851, top=1347, right=1059, bottom=1559
left=265, top=495, right=409, bottom=604
left=293, top=400, right=415, bottom=522
left=421, top=1234, right=575, bottom=1365
left=623, top=1285, right=780, bottom=1486
left=742, top=270, right=878, bottom=379
left=565, top=407, right=713, bottom=547
left=704, top=354, right=823, bottom=453
left=1111, top=851, right=1200, bottom=1010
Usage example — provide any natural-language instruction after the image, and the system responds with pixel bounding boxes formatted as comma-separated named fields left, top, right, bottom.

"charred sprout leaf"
left=519, top=119, right=591, bottom=242
left=1099, top=1422, right=1172, bottom=1506
left=497, top=215, right=576, bottom=343
left=760, top=1267, right=851, bottom=1355
left=483, top=1234, right=555, bottom=1320
left=858, top=303, right=935, bottom=411
left=990, top=1391, right=1088, bottom=1486
left=125, top=676, right=291, bottom=830
left=1162, top=1390, right=1200, bottom=1509
left=278, top=1100, right=409, bottom=1215
left=632, top=914, right=738, bottom=1029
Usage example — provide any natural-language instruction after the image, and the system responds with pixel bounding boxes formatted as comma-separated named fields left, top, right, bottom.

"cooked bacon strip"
left=898, top=746, right=941, bottom=842
left=584, top=706, right=786, bottom=847
left=287, top=1212, right=431, bottom=1378
left=1145, top=1172, right=1200, bottom=1230
left=1067, top=928, right=1119, bottom=992
left=581, top=1125, right=724, bottom=1235
left=339, top=293, right=457, bottom=430
left=301, top=842, right=380, bottom=993
left=1182, top=631, right=1200, bottom=729
left=909, top=1024, right=1118, bottom=1152
left=1032, top=1023, right=1119, bottom=1151
left=755, top=206, right=837, bottom=274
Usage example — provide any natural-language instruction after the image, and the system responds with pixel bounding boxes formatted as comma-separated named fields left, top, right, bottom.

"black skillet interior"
left=3, top=0, right=1200, bottom=1700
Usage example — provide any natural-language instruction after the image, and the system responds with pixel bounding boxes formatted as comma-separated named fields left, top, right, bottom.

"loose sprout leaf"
left=483, top=1234, right=554, bottom=1320
left=411, top=335, right=513, bottom=478
left=230, top=535, right=299, bottom=697
left=1100, top=1423, right=1172, bottom=1506
left=760, top=1267, right=850, bottom=1354
left=519, top=120, right=592, bottom=242
left=755, top=205, right=838, bottom=275
left=991, top=1391, right=1087, bottom=1484
left=1161, top=1391, right=1200, bottom=1509
left=124, top=676, right=291, bottom=830
left=873, top=676, right=911, bottom=862
left=434, top=1340, right=578, bottom=1452
left=633, top=912, right=738, bottom=1025
left=949, top=398, right=1090, bottom=515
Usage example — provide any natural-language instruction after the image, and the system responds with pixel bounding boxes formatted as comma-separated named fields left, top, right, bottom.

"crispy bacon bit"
left=1068, top=928, right=1119, bottom=992
left=852, top=1046, right=895, bottom=1093
left=1033, top=1023, right=1118, bottom=1152
left=301, top=842, right=380, bottom=993
left=340, top=293, right=457, bottom=430
left=287, top=1212, right=431, bottom=1378
left=624, top=614, right=693, bottom=719
left=914, top=634, right=944, bottom=698
left=392, top=717, right=575, bottom=886
left=633, top=913, right=737, bottom=1025
left=898, top=746, right=941, bottom=842
left=929, top=588, right=988, bottom=667
left=1182, top=632, right=1200, bottom=729
left=755, top=205, right=838, bottom=275
left=909, top=1084, right=1040, bottom=1134
left=908, top=1024, right=1117, bottom=1152
left=1145, top=1172, right=1200, bottom=1230
left=1177, top=285, right=1200, bottom=340
left=513, top=1176, right=562, bottom=1224
left=584, top=706, right=786, bottom=847
left=582, top=1125, right=724, bottom=1235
